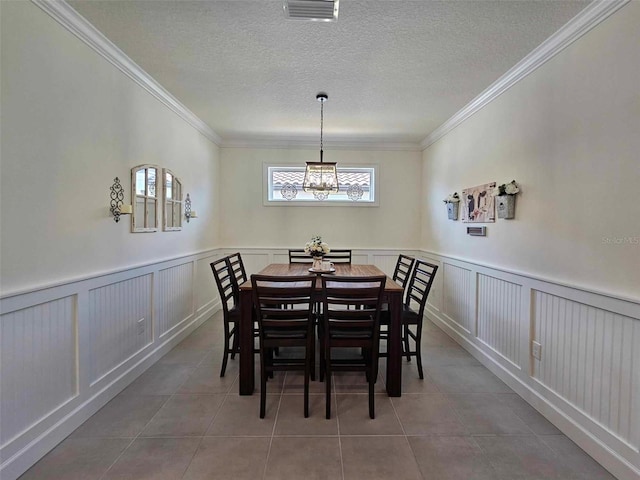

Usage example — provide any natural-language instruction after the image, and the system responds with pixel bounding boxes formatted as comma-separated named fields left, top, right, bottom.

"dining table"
left=237, top=263, right=405, bottom=397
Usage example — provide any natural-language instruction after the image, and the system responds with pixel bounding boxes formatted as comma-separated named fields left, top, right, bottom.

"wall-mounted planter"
left=447, top=202, right=459, bottom=220
left=496, top=195, right=516, bottom=219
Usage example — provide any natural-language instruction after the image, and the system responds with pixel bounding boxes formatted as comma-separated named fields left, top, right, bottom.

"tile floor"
left=20, top=312, right=616, bottom=480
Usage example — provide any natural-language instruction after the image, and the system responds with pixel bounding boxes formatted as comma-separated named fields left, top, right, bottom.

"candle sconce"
left=110, top=177, right=132, bottom=223
left=184, top=193, right=197, bottom=222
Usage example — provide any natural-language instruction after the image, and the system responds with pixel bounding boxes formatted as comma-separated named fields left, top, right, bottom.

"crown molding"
left=420, top=0, right=630, bottom=151
left=220, top=136, right=422, bottom=151
left=31, top=0, right=222, bottom=146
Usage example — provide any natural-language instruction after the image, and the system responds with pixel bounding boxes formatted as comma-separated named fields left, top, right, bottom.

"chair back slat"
left=251, top=274, right=316, bottom=338
left=210, top=257, right=236, bottom=314
left=322, top=275, right=386, bottom=338
left=323, top=249, right=352, bottom=264
left=227, top=252, right=247, bottom=303
left=288, top=249, right=313, bottom=263
left=392, top=255, right=415, bottom=301
left=404, top=260, right=438, bottom=318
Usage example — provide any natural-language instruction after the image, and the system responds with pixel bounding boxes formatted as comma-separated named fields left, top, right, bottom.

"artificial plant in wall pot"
left=492, top=180, right=520, bottom=219
left=443, top=192, right=461, bottom=220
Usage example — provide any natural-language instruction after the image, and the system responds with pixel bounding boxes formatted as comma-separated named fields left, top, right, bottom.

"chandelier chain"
left=320, top=98, right=324, bottom=156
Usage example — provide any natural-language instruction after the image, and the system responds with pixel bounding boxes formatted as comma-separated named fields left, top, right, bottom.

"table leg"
left=239, top=289, right=255, bottom=395
left=386, top=291, right=402, bottom=396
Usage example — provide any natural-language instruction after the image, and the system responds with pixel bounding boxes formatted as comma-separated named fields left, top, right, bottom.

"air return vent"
left=467, top=226, right=487, bottom=236
left=284, top=0, right=339, bottom=21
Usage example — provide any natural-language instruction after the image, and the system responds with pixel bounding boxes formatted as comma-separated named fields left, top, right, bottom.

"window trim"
left=263, top=163, right=379, bottom=207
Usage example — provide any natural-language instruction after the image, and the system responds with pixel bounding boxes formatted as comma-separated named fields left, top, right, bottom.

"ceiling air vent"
left=284, top=0, right=339, bottom=21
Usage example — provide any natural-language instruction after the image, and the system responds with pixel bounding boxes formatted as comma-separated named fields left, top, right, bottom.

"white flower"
left=304, top=236, right=330, bottom=256
left=493, top=180, right=520, bottom=196
left=505, top=182, right=519, bottom=195
left=443, top=192, right=460, bottom=203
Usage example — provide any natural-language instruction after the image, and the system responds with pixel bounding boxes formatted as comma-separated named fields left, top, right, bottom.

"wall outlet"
left=137, top=318, right=145, bottom=335
left=532, top=341, right=542, bottom=360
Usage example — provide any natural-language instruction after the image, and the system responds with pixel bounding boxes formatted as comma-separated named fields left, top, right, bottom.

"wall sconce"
left=184, top=193, right=197, bottom=222
left=110, top=177, right=132, bottom=223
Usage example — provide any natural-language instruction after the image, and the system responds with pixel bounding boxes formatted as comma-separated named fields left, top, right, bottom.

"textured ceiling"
left=67, top=0, right=590, bottom=145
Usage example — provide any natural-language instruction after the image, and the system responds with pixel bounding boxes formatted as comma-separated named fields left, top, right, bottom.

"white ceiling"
left=67, top=0, right=590, bottom=146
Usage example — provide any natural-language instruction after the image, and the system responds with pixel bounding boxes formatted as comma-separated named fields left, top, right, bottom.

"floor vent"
left=284, top=0, right=339, bottom=21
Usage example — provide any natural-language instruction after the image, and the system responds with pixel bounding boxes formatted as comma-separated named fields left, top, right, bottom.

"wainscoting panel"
left=0, top=249, right=220, bottom=480
left=422, top=250, right=640, bottom=480
left=442, top=262, right=473, bottom=334
left=88, top=275, right=153, bottom=384
left=195, top=254, right=220, bottom=314
left=0, top=296, right=77, bottom=448
left=477, top=273, right=522, bottom=368
left=532, top=290, right=639, bottom=450
left=157, top=262, right=194, bottom=338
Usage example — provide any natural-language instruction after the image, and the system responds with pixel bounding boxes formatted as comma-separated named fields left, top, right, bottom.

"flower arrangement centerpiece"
left=304, top=235, right=330, bottom=269
left=491, top=180, right=520, bottom=219
left=443, top=192, right=460, bottom=220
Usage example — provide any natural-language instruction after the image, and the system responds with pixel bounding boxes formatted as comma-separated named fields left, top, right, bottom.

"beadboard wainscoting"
left=0, top=250, right=222, bottom=480
left=2, top=247, right=638, bottom=480
left=419, top=251, right=640, bottom=480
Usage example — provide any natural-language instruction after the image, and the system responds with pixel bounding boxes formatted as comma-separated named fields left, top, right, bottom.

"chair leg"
left=230, top=326, right=239, bottom=359
left=403, top=325, right=411, bottom=362
left=368, top=368, right=375, bottom=419
left=220, top=321, right=231, bottom=377
left=260, top=352, right=267, bottom=419
left=414, top=328, right=424, bottom=379
left=304, top=346, right=310, bottom=418
left=325, top=348, right=332, bottom=419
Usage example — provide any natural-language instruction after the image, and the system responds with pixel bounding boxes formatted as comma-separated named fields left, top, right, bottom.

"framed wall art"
left=461, top=182, right=496, bottom=223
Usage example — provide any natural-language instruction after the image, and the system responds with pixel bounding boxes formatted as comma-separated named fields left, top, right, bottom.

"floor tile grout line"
left=261, top=372, right=286, bottom=480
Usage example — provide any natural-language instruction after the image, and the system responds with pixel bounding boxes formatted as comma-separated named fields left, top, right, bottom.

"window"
left=265, top=165, right=377, bottom=206
left=131, top=164, right=159, bottom=232
left=163, top=169, right=183, bottom=231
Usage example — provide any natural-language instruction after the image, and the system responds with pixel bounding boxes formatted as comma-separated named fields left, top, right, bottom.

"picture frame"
left=461, top=182, right=496, bottom=223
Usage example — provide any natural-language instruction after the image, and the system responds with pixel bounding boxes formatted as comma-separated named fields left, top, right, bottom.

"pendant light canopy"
left=302, top=93, right=339, bottom=196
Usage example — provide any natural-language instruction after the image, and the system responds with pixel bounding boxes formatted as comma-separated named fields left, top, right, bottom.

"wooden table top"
left=239, top=263, right=403, bottom=292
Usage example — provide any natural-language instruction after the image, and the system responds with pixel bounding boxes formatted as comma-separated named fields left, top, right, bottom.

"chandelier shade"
left=302, top=92, right=339, bottom=197
left=302, top=161, right=339, bottom=193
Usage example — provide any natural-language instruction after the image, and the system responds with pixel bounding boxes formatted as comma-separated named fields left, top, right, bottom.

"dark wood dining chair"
left=210, top=257, right=240, bottom=377
left=288, top=249, right=313, bottom=264
left=380, top=254, right=415, bottom=352
left=381, top=259, right=438, bottom=379
left=320, top=275, right=386, bottom=419
left=323, top=249, right=352, bottom=264
left=252, top=274, right=316, bottom=418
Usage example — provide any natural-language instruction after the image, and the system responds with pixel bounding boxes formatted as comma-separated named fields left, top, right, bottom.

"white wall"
left=421, top=1, right=639, bottom=301
left=0, top=0, right=221, bottom=296
left=220, top=148, right=422, bottom=249
left=420, top=3, right=640, bottom=479
left=0, top=3, right=222, bottom=478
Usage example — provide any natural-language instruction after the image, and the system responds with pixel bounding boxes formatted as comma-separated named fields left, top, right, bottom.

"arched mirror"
left=163, top=169, right=183, bottom=231
left=131, top=164, right=159, bottom=232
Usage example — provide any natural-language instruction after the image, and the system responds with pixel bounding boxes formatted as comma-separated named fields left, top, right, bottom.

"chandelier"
left=302, top=93, right=339, bottom=198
